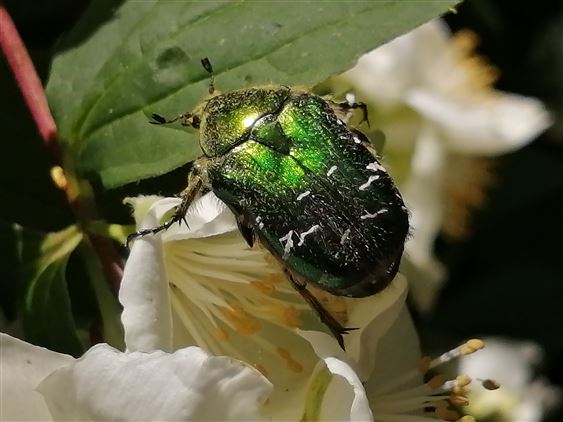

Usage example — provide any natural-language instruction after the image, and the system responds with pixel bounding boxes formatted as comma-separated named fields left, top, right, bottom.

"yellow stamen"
left=442, top=156, right=495, bottom=240
left=50, top=166, right=68, bottom=191
left=250, top=280, right=276, bottom=295
left=435, top=406, right=460, bottom=421
left=213, top=327, right=229, bottom=341
left=277, top=347, right=304, bottom=373
left=462, top=339, right=485, bottom=355
left=456, top=375, right=472, bottom=387
left=449, top=394, right=469, bottom=406
left=417, top=356, right=432, bottom=373
left=281, top=305, right=302, bottom=327
left=428, top=374, right=447, bottom=389
left=221, top=305, right=262, bottom=336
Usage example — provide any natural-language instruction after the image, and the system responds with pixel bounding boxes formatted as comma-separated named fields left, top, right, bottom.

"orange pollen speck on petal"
left=220, top=305, right=262, bottom=336
left=277, top=347, right=304, bottom=373
left=428, top=374, right=447, bottom=389
left=265, top=272, right=287, bottom=284
left=434, top=406, right=460, bottom=421
left=282, top=305, right=302, bottom=327
left=250, top=280, right=276, bottom=295
left=213, top=327, right=229, bottom=342
left=417, top=356, right=432, bottom=373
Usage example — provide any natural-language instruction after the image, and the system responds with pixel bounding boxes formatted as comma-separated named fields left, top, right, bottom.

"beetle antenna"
left=201, top=57, right=215, bottom=95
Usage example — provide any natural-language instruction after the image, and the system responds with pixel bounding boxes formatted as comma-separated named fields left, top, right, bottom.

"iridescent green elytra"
left=134, top=73, right=409, bottom=348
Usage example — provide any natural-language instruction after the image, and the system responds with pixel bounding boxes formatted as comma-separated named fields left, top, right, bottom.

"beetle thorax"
left=199, top=87, right=291, bottom=157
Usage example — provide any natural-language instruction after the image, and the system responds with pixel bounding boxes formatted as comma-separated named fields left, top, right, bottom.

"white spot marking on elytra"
left=256, top=216, right=265, bottom=229
left=353, top=136, right=362, bottom=144
left=360, top=209, right=388, bottom=220
left=279, top=230, right=295, bottom=259
left=340, top=228, right=351, bottom=245
left=336, top=119, right=344, bottom=125
left=327, top=165, right=338, bottom=177
left=366, top=161, right=387, bottom=173
left=359, top=175, right=380, bottom=191
left=297, top=190, right=311, bottom=201
left=298, top=224, right=320, bottom=246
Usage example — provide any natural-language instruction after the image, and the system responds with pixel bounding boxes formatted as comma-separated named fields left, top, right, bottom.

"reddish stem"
left=0, top=5, right=60, bottom=163
left=0, top=6, right=124, bottom=293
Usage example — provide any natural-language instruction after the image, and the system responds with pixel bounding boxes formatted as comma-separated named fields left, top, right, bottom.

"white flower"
left=121, top=193, right=412, bottom=421
left=460, top=337, right=561, bottom=422
left=0, top=333, right=272, bottom=421
left=121, top=193, right=495, bottom=421
left=342, top=20, right=552, bottom=311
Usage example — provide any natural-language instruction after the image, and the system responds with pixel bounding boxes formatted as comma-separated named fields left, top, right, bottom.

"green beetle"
left=131, top=59, right=409, bottom=348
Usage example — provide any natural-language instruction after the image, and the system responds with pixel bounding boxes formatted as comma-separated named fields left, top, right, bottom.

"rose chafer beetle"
left=131, top=58, right=409, bottom=348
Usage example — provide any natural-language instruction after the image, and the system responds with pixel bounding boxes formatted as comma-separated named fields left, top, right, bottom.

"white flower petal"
left=37, top=343, right=272, bottom=421
left=345, top=274, right=408, bottom=378
left=365, top=307, right=421, bottom=398
left=121, top=193, right=236, bottom=353
left=163, top=193, right=238, bottom=242
left=406, top=88, right=551, bottom=155
left=120, top=214, right=172, bottom=352
left=125, top=191, right=410, bottom=421
left=0, top=333, right=73, bottom=421
left=402, top=124, right=445, bottom=265
left=400, top=255, right=445, bottom=312
left=320, top=358, right=373, bottom=421
left=344, top=20, right=450, bottom=109
left=297, top=274, right=407, bottom=381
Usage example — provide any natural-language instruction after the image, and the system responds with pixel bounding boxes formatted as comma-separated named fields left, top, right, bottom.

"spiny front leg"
left=126, top=173, right=204, bottom=247
left=285, top=270, right=356, bottom=350
left=329, top=97, right=370, bottom=127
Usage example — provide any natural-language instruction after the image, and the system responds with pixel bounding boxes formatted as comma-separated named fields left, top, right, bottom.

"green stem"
left=78, top=241, right=125, bottom=350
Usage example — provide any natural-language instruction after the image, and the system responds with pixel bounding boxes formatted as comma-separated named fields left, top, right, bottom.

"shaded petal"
left=320, top=358, right=373, bottom=421
left=406, top=88, right=552, bottom=155
left=0, top=333, right=73, bottom=421
left=37, top=343, right=272, bottom=421
left=345, top=275, right=408, bottom=379
left=120, top=199, right=173, bottom=352
left=401, top=124, right=447, bottom=310
left=365, top=307, right=421, bottom=399
left=163, top=193, right=238, bottom=241
left=297, top=275, right=407, bottom=381
left=343, top=20, right=449, bottom=109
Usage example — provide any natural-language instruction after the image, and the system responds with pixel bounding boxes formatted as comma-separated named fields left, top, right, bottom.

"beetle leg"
left=329, top=99, right=370, bottom=127
left=126, top=173, right=203, bottom=247
left=285, top=270, right=356, bottom=350
left=149, top=112, right=201, bottom=128
left=201, top=57, right=216, bottom=95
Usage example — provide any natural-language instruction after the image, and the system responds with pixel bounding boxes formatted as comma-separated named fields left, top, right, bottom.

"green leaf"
left=47, top=0, right=459, bottom=189
left=21, top=225, right=85, bottom=356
